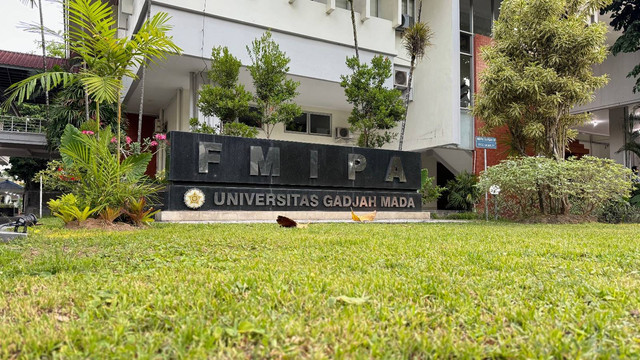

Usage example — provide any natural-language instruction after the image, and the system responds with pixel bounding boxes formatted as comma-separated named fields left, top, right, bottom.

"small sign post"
left=476, top=137, right=497, bottom=221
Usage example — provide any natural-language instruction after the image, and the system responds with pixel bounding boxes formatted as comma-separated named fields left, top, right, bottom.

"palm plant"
left=4, top=0, right=181, bottom=161
left=20, top=0, right=49, bottom=120
left=59, top=124, right=161, bottom=212
left=446, top=171, right=481, bottom=211
left=398, top=1, right=433, bottom=151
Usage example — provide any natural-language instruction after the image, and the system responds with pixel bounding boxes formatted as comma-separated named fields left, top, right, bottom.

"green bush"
left=419, top=169, right=444, bottom=205
left=47, top=193, right=98, bottom=224
left=479, top=156, right=633, bottom=220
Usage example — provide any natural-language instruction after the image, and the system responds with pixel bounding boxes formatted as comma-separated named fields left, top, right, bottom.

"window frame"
left=285, top=111, right=333, bottom=137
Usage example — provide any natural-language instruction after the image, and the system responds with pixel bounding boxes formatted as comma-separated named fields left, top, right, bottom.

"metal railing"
left=0, top=116, right=47, bottom=134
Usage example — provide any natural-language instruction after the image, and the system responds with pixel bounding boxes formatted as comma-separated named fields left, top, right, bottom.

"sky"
left=0, top=0, right=64, bottom=55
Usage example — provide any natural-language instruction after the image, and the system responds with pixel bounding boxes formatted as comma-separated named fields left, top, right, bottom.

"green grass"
left=2, top=220, right=640, bottom=358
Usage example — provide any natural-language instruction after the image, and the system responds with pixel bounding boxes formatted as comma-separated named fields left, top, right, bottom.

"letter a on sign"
left=385, top=156, right=407, bottom=182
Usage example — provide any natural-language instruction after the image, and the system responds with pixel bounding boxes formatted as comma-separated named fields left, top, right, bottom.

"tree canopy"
left=340, top=55, right=405, bottom=148
left=473, top=0, right=611, bottom=160
left=246, top=31, right=302, bottom=139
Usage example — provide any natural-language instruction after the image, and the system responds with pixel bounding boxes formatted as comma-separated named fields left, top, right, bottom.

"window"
left=473, top=0, right=492, bottom=36
left=460, top=55, right=472, bottom=108
left=286, top=112, right=332, bottom=136
left=460, top=33, right=472, bottom=54
left=336, top=0, right=350, bottom=10
left=402, top=0, right=415, bottom=17
left=370, top=0, right=378, bottom=17
left=460, top=0, right=471, bottom=32
left=238, top=106, right=261, bottom=128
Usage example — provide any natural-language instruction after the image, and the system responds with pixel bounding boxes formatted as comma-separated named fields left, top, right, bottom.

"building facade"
left=116, top=0, right=639, bottom=208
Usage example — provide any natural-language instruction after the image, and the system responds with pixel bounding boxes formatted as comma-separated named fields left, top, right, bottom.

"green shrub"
left=419, top=169, right=445, bottom=205
left=479, top=156, right=633, bottom=220
left=445, top=171, right=481, bottom=211
left=48, top=193, right=98, bottom=224
left=223, top=122, right=258, bottom=138
left=445, top=212, right=480, bottom=220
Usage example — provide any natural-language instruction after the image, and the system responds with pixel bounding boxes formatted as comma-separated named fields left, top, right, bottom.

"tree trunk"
left=138, top=61, right=146, bottom=142
left=137, top=2, right=151, bottom=142
left=349, top=0, right=359, bottom=60
left=83, top=62, right=90, bottom=122
left=37, top=0, right=49, bottom=121
left=398, top=56, right=415, bottom=151
left=117, top=89, right=122, bottom=166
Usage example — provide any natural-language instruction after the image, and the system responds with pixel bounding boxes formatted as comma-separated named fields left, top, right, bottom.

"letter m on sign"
left=250, top=146, right=280, bottom=177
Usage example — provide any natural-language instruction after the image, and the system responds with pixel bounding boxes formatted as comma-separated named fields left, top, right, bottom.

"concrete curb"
left=157, top=210, right=431, bottom=222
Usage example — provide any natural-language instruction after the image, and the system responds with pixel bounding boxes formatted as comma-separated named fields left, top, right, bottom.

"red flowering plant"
left=33, top=160, right=77, bottom=193
left=110, top=133, right=169, bottom=157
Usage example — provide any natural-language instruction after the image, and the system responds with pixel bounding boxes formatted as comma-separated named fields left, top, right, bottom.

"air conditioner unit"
left=394, top=69, right=409, bottom=89
left=335, top=127, right=350, bottom=139
left=396, top=14, right=413, bottom=31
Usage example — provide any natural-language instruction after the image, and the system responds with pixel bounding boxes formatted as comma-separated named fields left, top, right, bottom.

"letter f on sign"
left=199, top=142, right=222, bottom=173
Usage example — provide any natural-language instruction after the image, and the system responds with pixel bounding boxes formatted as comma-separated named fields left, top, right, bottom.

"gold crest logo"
left=184, top=188, right=205, bottom=209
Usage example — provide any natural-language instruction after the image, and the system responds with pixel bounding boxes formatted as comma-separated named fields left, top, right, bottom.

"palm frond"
left=2, top=72, right=76, bottom=111
left=402, top=22, right=434, bottom=61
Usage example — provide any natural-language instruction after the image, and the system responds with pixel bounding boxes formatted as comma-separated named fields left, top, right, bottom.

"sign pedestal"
left=161, top=132, right=425, bottom=221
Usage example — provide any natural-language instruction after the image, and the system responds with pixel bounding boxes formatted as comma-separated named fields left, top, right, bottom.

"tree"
left=246, top=31, right=302, bottom=139
left=7, top=157, right=48, bottom=191
left=197, top=46, right=252, bottom=132
left=340, top=55, right=406, bottom=148
left=601, top=0, right=640, bottom=93
left=398, top=0, right=433, bottom=150
left=4, top=0, right=181, bottom=162
left=473, top=0, right=610, bottom=160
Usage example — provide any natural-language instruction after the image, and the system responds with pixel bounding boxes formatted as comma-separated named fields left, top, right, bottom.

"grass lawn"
left=1, top=220, right=640, bottom=358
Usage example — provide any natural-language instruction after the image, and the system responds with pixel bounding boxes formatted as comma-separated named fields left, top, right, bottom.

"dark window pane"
left=460, top=55, right=472, bottom=108
left=474, top=0, right=493, bottom=36
left=494, top=0, right=503, bottom=21
left=286, top=113, right=308, bottom=133
left=310, top=114, right=331, bottom=135
left=238, top=106, right=261, bottom=128
left=460, top=33, right=471, bottom=54
left=460, top=0, right=471, bottom=32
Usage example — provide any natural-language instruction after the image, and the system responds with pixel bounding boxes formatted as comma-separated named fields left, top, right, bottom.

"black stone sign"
left=165, top=132, right=422, bottom=212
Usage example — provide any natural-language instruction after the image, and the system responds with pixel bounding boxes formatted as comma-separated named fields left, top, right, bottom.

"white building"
left=117, top=0, right=477, bottom=180
left=115, top=0, right=639, bottom=208
left=571, top=12, right=640, bottom=167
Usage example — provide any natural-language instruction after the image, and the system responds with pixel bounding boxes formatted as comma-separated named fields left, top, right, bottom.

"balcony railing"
left=0, top=116, right=47, bottom=134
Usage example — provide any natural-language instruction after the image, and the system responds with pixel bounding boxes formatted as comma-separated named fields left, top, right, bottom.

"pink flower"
left=110, top=137, right=117, bottom=143
left=154, top=133, right=167, bottom=141
left=81, top=130, right=94, bottom=135
left=126, top=136, right=132, bottom=144
left=150, top=140, right=159, bottom=147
